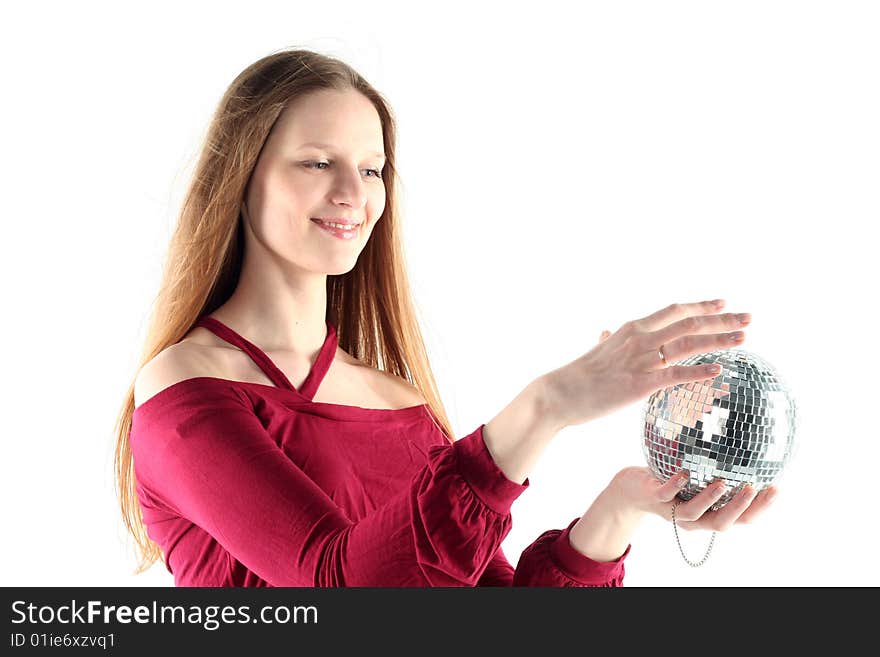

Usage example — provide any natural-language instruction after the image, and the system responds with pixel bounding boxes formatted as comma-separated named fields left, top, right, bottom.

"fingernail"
left=677, top=473, right=689, bottom=487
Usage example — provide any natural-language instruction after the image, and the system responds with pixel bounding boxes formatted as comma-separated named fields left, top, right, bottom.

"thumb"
left=656, top=471, right=690, bottom=502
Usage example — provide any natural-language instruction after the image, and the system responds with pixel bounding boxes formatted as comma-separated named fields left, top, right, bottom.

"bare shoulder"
left=370, top=367, right=428, bottom=408
left=331, top=347, right=427, bottom=409
left=134, top=342, right=216, bottom=409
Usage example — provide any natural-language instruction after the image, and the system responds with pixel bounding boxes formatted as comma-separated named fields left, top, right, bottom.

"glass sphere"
left=642, top=349, right=797, bottom=510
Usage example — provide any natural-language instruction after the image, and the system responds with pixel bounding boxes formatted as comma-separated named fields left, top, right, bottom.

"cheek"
left=275, top=168, right=314, bottom=195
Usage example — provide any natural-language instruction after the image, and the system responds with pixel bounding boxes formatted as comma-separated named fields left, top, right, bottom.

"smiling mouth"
left=311, top=219, right=362, bottom=239
left=311, top=219, right=363, bottom=229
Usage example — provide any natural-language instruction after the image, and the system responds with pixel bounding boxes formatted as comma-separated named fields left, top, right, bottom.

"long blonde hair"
left=113, top=48, right=456, bottom=575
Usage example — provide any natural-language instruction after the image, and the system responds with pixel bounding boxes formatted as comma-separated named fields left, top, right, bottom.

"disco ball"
left=641, top=349, right=797, bottom=511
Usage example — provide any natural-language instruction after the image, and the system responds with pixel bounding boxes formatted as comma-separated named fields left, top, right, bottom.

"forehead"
left=268, top=88, right=384, bottom=153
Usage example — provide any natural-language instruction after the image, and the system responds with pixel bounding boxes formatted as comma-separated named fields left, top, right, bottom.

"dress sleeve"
left=476, top=522, right=630, bottom=587
left=130, top=381, right=529, bottom=587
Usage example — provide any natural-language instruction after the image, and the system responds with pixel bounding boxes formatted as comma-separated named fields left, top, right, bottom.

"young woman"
left=113, top=48, right=774, bottom=587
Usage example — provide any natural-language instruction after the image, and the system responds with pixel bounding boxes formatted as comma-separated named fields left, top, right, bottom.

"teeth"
left=318, top=220, right=359, bottom=230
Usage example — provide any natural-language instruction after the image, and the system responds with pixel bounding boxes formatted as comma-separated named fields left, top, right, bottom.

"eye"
left=303, top=161, right=383, bottom=179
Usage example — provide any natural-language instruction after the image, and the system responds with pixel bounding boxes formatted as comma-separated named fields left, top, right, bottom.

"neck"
left=210, top=275, right=329, bottom=359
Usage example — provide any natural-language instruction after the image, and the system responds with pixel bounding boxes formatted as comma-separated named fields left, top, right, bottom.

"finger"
left=652, top=312, right=751, bottom=354
left=703, top=483, right=759, bottom=531
left=672, top=479, right=729, bottom=522
left=656, top=470, right=690, bottom=502
left=633, top=299, right=724, bottom=332
left=651, top=361, right=727, bottom=387
left=735, top=486, right=778, bottom=524
left=640, top=328, right=746, bottom=370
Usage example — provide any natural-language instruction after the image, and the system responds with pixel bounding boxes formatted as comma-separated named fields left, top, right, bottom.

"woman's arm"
left=481, top=377, right=563, bottom=485
left=486, top=298, right=750, bottom=485
left=568, top=490, right=644, bottom=563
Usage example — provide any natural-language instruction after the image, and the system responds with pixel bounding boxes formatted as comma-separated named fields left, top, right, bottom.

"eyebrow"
left=297, top=142, right=386, bottom=160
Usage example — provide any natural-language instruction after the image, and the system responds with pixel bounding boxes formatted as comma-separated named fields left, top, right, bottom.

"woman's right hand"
left=538, top=299, right=752, bottom=429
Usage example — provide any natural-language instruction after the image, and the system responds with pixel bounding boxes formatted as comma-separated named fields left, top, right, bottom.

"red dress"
left=129, top=316, right=630, bottom=587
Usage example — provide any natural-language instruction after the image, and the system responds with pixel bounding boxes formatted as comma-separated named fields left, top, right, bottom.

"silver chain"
left=671, top=502, right=716, bottom=567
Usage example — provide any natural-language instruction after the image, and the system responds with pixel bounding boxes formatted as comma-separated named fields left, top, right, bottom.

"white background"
left=2, top=0, right=877, bottom=587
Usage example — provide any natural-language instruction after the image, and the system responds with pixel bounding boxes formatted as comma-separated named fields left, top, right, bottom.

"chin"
left=325, top=258, right=360, bottom=277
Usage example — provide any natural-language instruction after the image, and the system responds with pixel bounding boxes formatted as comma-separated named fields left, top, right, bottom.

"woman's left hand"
left=608, top=466, right=779, bottom=531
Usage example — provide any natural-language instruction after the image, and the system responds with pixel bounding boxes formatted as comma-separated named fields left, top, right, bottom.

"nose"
left=329, top=166, right=368, bottom=210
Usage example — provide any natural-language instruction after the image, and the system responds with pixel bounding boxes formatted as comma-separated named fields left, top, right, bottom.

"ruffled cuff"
left=411, top=424, right=532, bottom=586
left=452, top=424, right=530, bottom=514
left=551, top=517, right=630, bottom=585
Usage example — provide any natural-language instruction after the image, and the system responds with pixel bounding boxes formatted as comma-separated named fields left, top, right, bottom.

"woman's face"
left=242, top=88, right=387, bottom=276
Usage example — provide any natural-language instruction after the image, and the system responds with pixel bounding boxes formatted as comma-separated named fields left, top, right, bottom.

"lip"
left=311, top=218, right=361, bottom=240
